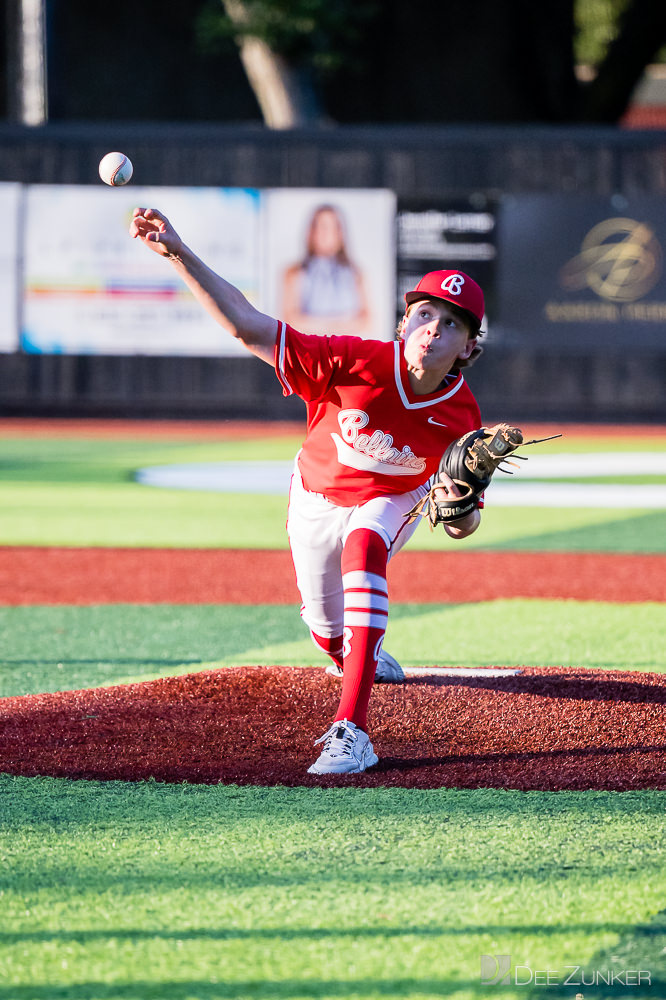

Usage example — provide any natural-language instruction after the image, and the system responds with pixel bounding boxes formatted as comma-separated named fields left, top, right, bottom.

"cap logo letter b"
left=441, top=274, right=465, bottom=296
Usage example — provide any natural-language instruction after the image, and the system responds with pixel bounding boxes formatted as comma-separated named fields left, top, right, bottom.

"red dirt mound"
left=2, top=665, right=665, bottom=791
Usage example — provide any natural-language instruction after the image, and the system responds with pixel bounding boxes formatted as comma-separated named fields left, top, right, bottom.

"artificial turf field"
left=1, top=419, right=665, bottom=1000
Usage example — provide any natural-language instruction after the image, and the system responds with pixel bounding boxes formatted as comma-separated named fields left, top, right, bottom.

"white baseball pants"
left=286, top=460, right=428, bottom=638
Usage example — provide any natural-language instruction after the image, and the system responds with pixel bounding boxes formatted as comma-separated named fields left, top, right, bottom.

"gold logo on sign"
left=559, top=217, right=661, bottom=302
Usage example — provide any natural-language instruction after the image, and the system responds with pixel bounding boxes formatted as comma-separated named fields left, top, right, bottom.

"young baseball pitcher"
left=130, top=207, right=487, bottom=776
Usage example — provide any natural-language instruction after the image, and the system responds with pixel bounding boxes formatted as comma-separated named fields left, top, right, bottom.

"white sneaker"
left=324, top=650, right=406, bottom=683
left=307, top=719, right=379, bottom=775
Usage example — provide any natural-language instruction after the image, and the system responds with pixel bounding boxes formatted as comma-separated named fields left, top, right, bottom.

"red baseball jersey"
left=276, top=322, right=482, bottom=506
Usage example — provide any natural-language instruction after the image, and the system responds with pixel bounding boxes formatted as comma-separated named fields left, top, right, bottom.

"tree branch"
left=221, top=0, right=323, bottom=128
left=578, top=0, right=666, bottom=122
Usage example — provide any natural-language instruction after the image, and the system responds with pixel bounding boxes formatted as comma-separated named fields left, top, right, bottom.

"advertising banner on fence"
left=396, top=198, right=498, bottom=331
left=22, top=185, right=262, bottom=356
left=498, top=195, right=666, bottom=349
left=0, top=183, right=21, bottom=353
left=21, top=185, right=396, bottom=355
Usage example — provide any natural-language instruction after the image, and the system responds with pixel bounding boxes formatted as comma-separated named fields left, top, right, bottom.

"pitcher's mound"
left=1, top=665, right=665, bottom=790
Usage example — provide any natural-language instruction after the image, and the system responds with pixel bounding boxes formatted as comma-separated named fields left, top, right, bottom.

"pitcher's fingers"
left=131, top=207, right=168, bottom=228
left=129, top=214, right=156, bottom=238
left=142, top=207, right=169, bottom=226
left=433, top=471, right=460, bottom=496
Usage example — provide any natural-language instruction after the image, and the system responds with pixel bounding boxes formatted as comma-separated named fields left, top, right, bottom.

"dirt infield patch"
left=2, top=547, right=663, bottom=604
left=1, top=418, right=664, bottom=441
left=2, top=665, right=665, bottom=791
left=0, top=418, right=306, bottom=440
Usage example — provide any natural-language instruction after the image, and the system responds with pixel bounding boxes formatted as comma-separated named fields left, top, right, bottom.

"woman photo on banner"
left=281, top=203, right=372, bottom=337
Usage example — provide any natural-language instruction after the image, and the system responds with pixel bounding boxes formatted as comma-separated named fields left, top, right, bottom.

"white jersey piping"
left=276, top=320, right=295, bottom=396
left=392, top=341, right=465, bottom=408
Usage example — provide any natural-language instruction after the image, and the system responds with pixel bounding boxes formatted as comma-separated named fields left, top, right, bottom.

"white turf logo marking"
left=135, top=452, right=666, bottom=508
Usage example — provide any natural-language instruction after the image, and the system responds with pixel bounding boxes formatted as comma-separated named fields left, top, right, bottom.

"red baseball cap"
left=404, top=270, right=485, bottom=325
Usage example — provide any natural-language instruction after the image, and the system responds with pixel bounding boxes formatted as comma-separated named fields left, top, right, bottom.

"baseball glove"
left=406, top=423, right=560, bottom=528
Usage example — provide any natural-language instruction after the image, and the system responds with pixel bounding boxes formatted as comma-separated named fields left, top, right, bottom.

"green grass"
left=1, top=778, right=666, bottom=1000
left=406, top=507, right=666, bottom=553
left=0, top=481, right=291, bottom=548
left=1, top=600, right=664, bottom=699
left=0, top=480, right=663, bottom=550
left=0, top=432, right=664, bottom=549
left=0, top=430, right=661, bottom=484
left=0, top=435, right=303, bottom=482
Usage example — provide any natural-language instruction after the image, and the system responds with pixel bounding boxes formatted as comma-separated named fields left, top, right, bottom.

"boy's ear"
left=397, top=313, right=408, bottom=340
left=457, top=336, right=478, bottom=360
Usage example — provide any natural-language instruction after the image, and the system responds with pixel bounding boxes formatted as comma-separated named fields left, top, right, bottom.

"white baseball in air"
left=98, top=151, right=133, bottom=186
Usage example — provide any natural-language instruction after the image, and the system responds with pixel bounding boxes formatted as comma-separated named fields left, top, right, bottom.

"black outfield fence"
left=0, top=122, right=664, bottom=423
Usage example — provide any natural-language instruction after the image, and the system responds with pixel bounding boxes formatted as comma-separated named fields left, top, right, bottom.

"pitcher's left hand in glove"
left=406, top=423, right=560, bottom=528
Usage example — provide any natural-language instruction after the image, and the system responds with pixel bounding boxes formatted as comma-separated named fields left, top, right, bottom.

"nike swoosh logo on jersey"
left=427, top=417, right=448, bottom=427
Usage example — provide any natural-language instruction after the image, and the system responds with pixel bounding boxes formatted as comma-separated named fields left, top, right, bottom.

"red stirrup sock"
left=335, top=528, right=389, bottom=731
left=310, top=630, right=344, bottom=671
